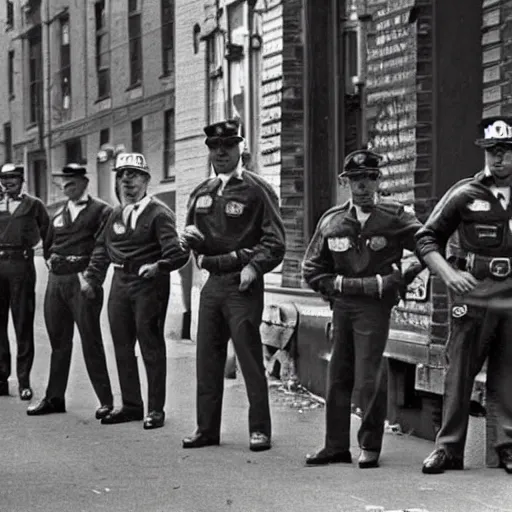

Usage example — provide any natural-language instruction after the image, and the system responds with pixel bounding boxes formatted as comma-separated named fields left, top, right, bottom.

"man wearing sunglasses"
left=180, top=119, right=285, bottom=452
left=302, top=149, right=423, bottom=469
left=418, top=116, right=512, bottom=475
left=81, top=152, right=189, bottom=430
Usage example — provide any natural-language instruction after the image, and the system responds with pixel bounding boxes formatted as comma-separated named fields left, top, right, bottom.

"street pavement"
left=1, top=259, right=511, bottom=512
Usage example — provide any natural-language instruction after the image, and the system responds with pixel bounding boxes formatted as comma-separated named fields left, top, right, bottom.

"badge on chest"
left=196, top=195, right=213, bottom=209
left=327, top=237, right=351, bottom=252
left=113, top=222, right=127, bottom=235
left=53, top=215, right=65, bottom=228
left=225, top=201, right=245, bottom=217
left=467, top=199, right=491, bottom=212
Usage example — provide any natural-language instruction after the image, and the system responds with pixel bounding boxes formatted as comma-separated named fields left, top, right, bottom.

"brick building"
left=0, top=0, right=177, bottom=207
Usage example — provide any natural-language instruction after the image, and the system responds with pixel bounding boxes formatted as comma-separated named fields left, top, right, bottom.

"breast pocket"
left=462, top=222, right=504, bottom=249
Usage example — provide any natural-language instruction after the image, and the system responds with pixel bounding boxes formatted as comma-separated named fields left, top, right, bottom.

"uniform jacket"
left=186, top=169, right=286, bottom=276
left=83, top=196, right=189, bottom=286
left=302, top=200, right=422, bottom=298
left=416, top=170, right=512, bottom=259
left=44, top=197, right=112, bottom=260
left=0, top=194, right=49, bottom=249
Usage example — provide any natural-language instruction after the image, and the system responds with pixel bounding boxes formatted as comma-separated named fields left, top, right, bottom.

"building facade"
left=0, top=0, right=178, bottom=207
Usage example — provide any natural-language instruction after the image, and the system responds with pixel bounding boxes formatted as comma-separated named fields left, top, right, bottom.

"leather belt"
left=0, top=247, right=32, bottom=260
left=466, top=253, right=512, bottom=280
left=49, top=254, right=90, bottom=275
left=112, top=260, right=154, bottom=275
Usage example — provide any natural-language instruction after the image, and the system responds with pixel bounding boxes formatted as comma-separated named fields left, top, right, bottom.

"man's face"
left=60, top=176, right=88, bottom=201
left=0, top=176, right=23, bottom=196
left=207, top=138, right=241, bottom=174
left=345, top=172, right=381, bottom=210
left=116, top=168, right=149, bottom=203
left=485, top=144, right=512, bottom=185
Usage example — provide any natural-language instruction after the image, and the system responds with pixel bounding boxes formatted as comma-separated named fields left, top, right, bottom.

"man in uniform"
left=302, top=149, right=423, bottom=468
left=418, top=116, right=512, bottom=475
left=27, top=163, right=114, bottom=419
left=181, top=119, right=286, bottom=452
left=82, top=152, right=189, bottom=430
left=0, top=163, right=49, bottom=400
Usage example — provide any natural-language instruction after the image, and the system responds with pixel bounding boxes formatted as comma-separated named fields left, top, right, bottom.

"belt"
left=49, top=254, right=90, bottom=275
left=0, top=247, right=32, bottom=260
left=112, top=260, right=155, bottom=275
left=466, top=253, right=512, bottom=280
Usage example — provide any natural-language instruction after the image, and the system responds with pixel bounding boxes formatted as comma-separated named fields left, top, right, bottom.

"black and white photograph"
left=1, top=1, right=512, bottom=511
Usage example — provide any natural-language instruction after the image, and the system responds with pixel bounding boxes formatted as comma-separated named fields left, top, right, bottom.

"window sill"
left=125, top=82, right=142, bottom=92
left=159, top=73, right=172, bottom=80
left=160, top=176, right=176, bottom=184
left=26, top=123, right=38, bottom=131
left=95, top=95, right=111, bottom=104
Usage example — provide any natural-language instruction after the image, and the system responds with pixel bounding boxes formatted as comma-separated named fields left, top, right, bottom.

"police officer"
left=302, top=149, right=423, bottom=468
left=82, top=152, right=189, bottom=430
left=0, top=163, right=49, bottom=400
left=27, top=163, right=114, bottom=418
left=418, top=116, right=512, bottom=475
left=181, top=119, right=286, bottom=452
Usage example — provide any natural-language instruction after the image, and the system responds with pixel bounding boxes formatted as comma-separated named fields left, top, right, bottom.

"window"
left=163, top=109, right=175, bottom=179
left=128, top=0, right=142, bottom=86
left=65, top=138, right=83, bottom=164
left=8, top=50, right=14, bottom=98
left=131, top=118, right=143, bottom=153
left=6, top=0, right=13, bottom=29
left=100, top=128, right=110, bottom=146
left=161, top=0, right=174, bottom=76
left=3, top=123, right=12, bottom=163
left=28, top=27, right=43, bottom=125
left=95, top=0, right=110, bottom=98
left=60, top=15, right=71, bottom=110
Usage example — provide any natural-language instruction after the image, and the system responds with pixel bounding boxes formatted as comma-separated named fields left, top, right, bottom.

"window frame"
left=163, top=109, right=175, bottom=180
left=27, top=27, right=43, bottom=126
left=160, top=0, right=174, bottom=77
left=131, top=118, right=143, bottom=153
left=95, top=0, right=111, bottom=100
left=59, top=14, right=71, bottom=110
left=3, top=123, right=12, bottom=163
left=8, top=49, right=14, bottom=99
left=128, top=1, right=142, bottom=87
left=6, top=0, right=14, bottom=30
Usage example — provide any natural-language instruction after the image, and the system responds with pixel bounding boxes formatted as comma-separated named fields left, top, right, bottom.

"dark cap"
left=52, top=163, right=88, bottom=178
left=475, top=116, right=512, bottom=148
left=204, top=119, right=244, bottom=143
left=339, top=149, right=384, bottom=178
left=0, top=163, right=24, bottom=178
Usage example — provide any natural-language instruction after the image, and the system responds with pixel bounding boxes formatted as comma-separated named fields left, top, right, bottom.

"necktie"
left=126, top=204, right=140, bottom=229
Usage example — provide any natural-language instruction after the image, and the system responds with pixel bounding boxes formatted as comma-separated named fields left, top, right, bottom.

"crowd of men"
left=0, top=116, right=511, bottom=474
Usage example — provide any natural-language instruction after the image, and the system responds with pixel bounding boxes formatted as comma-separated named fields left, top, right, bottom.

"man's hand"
left=441, top=268, right=478, bottom=295
left=78, top=273, right=96, bottom=299
left=239, top=265, right=258, bottom=292
left=180, top=226, right=205, bottom=252
left=138, top=262, right=160, bottom=279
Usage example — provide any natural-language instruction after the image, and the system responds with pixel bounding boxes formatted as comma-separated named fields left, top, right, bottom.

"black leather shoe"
left=143, top=410, right=165, bottom=430
left=27, top=398, right=66, bottom=416
left=95, top=405, right=114, bottom=420
left=19, top=387, right=33, bottom=401
left=250, top=432, right=271, bottom=452
left=100, top=407, right=143, bottom=425
left=305, top=448, right=352, bottom=466
left=358, top=450, right=380, bottom=469
left=422, top=448, right=464, bottom=474
left=498, top=447, right=512, bottom=474
left=0, top=381, right=8, bottom=396
left=182, top=432, right=220, bottom=449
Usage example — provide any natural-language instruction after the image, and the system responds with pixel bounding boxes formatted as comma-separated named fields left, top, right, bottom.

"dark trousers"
left=107, top=270, right=170, bottom=412
left=325, top=297, right=391, bottom=453
left=0, top=259, right=36, bottom=388
left=196, top=273, right=270, bottom=438
left=437, top=304, right=512, bottom=455
left=44, top=272, right=113, bottom=406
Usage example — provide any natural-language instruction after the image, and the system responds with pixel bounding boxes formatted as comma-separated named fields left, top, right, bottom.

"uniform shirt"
left=484, top=167, right=510, bottom=209
left=186, top=168, right=286, bottom=276
left=122, top=194, right=151, bottom=229
left=216, top=164, right=243, bottom=196
left=302, top=200, right=422, bottom=294
left=416, top=169, right=512, bottom=259
left=83, top=197, right=189, bottom=286
left=45, top=196, right=112, bottom=260
left=0, top=194, right=49, bottom=249
left=67, top=193, right=90, bottom=222
left=0, top=193, right=24, bottom=214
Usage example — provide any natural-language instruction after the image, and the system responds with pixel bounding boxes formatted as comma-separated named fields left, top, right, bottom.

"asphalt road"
left=0, top=259, right=511, bottom=512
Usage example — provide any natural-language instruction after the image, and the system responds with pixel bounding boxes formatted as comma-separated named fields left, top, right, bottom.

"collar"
left=127, top=194, right=151, bottom=211
left=5, top=192, right=25, bottom=201
left=69, top=192, right=89, bottom=206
